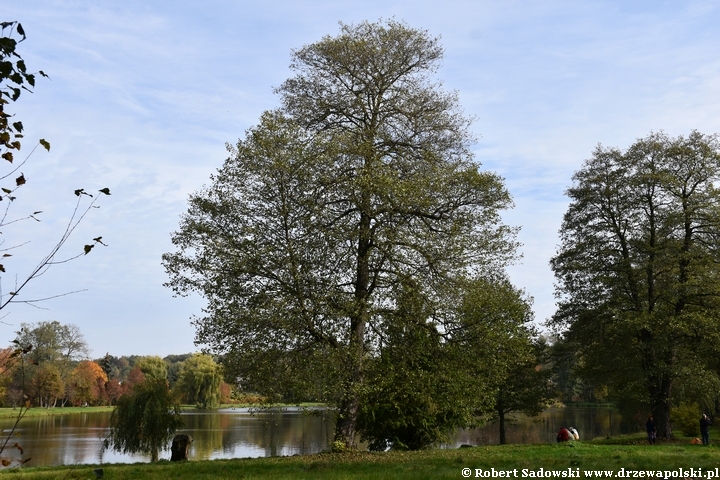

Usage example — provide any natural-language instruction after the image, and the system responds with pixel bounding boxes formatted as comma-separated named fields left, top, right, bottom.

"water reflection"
left=0, top=407, right=335, bottom=467
left=0, top=406, right=626, bottom=467
left=451, top=406, right=627, bottom=446
left=180, top=407, right=335, bottom=460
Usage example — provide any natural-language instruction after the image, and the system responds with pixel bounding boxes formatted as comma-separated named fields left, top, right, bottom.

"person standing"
left=646, top=415, right=657, bottom=445
left=700, top=414, right=712, bottom=445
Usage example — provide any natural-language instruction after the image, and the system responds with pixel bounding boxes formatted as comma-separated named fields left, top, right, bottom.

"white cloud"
left=3, top=0, right=720, bottom=354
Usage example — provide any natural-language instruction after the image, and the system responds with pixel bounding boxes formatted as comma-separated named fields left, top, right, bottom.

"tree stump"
left=170, top=434, right=193, bottom=461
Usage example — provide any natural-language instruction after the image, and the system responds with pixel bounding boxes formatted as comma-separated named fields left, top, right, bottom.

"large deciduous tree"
left=163, top=20, right=517, bottom=447
left=12, top=321, right=89, bottom=407
left=550, top=131, right=720, bottom=439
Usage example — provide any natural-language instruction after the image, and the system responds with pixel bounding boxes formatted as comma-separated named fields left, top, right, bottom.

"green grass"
left=0, top=407, right=114, bottom=419
left=0, top=403, right=327, bottom=419
left=214, top=402, right=326, bottom=409
left=1, top=439, right=719, bottom=479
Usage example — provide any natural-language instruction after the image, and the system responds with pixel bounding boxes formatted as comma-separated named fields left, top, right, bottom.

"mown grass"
left=0, top=407, right=114, bottom=419
left=0, top=403, right=327, bottom=419
left=1, top=438, right=719, bottom=480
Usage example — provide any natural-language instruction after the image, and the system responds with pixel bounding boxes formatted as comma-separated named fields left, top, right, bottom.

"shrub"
left=671, top=402, right=701, bottom=437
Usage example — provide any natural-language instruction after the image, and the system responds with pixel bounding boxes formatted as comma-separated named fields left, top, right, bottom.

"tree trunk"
left=651, top=375, right=673, bottom=439
left=151, top=446, right=159, bottom=463
left=334, top=189, right=372, bottom=449
left=334, top=301, right=367, bottom=448
left=499, top=409, right=507, bottom=445
left=496, top=391, right=507, bottom=445
left=334, top=389, right=361, bottom=448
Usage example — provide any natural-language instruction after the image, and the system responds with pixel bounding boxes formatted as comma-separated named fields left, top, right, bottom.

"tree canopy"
left=163, top=19, right=518, bottom=447
left=550, top=131, right=720, bottom=438
left=174, top=353, right=222, bottom=409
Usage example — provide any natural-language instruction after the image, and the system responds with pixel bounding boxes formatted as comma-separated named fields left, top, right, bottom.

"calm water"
left=0, top=406, right=624, bottom=467
left=452, top=406, right=627, bottom=446
left=0, top=407, right=335, bottom=467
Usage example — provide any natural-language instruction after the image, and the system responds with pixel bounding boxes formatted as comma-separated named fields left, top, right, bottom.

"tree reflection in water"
left=451, top=406, right=627, bottom=446
left=0, top=407, right=335, bottom=467
left=0, top=406, right=625, bottom=467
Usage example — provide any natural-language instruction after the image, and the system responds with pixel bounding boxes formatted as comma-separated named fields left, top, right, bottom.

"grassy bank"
left=0, top=403, right=327, bottom=419
left=0, top=407, right=114, bottom=419
left=1, top=438, right=719, bottom=479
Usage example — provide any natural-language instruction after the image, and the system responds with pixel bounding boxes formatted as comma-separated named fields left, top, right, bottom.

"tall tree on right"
left=551, top=131, right=720, bottom=438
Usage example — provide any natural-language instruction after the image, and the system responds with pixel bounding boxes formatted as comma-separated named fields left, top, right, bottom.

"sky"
left=2, top=1, right=720, bottom=357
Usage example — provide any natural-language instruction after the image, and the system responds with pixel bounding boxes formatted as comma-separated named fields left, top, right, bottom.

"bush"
left=671, top=402, right=701, bottom=437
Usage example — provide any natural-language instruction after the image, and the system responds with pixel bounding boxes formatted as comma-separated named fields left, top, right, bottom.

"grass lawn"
left=0, top=407, right=114, bottom=419
left=1, top=436, right=719, bottom=479
left=0, top=403, right=327, bottom=419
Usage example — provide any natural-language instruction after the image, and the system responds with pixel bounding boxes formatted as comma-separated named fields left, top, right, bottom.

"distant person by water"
left=700, top=414, right=712, bottom=445
left=646, top=415, right=656, bottom=445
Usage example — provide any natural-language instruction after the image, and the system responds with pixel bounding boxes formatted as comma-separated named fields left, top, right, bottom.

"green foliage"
left=164, top=19, right=518, bottom=447
left=136, top=356, right=168, bottom=384
left=30, top=363, right=64, bottom=407
left=357, top=277, right=539, bottom=450
left=104, top=378, right=182, bottom=462
left=550, top=131, right=720, bottom=438
left=9, top=321, right=89, bottom=407
left=174, top=353, right=223, bottom=409
left=358, top=281, right=475, bottom=451
left=15, top=321, right=89, bottom=367
left=331, top=440, right=348, bottom=453
left=671, top=402, right=701, bottom=437
left=493, top=339, right=554, bottom=444
left=98, top=353, right=113, bottom=379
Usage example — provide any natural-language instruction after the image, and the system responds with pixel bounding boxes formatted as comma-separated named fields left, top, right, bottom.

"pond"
left=0, top=405, right=626, bottom=467
left=0, top=407, right=335, bottom=467
left=452, top=406, right=627, bottom=446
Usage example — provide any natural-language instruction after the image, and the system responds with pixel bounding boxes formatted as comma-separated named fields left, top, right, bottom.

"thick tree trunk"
left=496, top=391, right=507, bottom=445
left=334, top=285, right=368, bottom=447
left=334, top=188, right=372, bottom=449
left=650, top=375, right=673, bottom=439
left=335, top=389, right=361, bottom=448
left=499, top=409, right=507, bottom=445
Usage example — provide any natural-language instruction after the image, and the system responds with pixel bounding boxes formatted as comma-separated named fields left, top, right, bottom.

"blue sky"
left=3, top=1, right=720, bottom=356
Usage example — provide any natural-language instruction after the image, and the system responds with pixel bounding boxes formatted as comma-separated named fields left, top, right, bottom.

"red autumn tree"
left=71, top=361, right=108, bottom=406
left=121, top=366, right=146, bottom=396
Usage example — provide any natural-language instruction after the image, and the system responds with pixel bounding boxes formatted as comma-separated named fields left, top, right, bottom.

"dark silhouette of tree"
left=551, top=131, right=720, bottom=438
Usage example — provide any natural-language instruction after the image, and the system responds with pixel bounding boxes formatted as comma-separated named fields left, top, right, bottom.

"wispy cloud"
left=2, top=0, right=719, bottom=355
